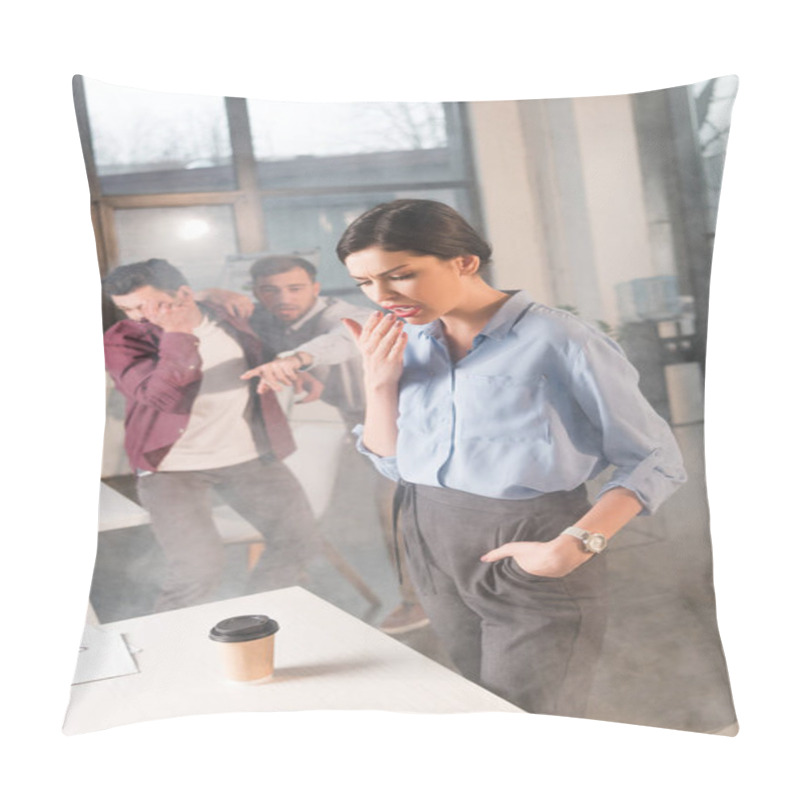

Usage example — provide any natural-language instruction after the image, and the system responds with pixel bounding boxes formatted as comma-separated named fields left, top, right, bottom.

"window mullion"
left=225, top=97, right=265, bottom=253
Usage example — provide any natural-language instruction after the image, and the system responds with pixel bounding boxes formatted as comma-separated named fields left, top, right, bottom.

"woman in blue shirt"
left=339, top=199, right=686, bottom=716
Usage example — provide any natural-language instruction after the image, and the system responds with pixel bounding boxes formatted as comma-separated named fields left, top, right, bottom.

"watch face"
left=585, top=534, right=607, bottom=554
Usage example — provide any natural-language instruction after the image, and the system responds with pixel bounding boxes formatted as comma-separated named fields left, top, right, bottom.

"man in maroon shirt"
left=103, top=259, right=318, bottom=612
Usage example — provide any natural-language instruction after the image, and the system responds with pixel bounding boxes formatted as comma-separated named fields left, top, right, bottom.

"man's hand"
left=480, top=535, right=592, bottom=578
left=195, top=288, right=255, bottom=318
left=143, top=297, right=198, bottom=334
left=292, top=372, right=324, bottom=403
left=241, top=355, right=308, bottom=395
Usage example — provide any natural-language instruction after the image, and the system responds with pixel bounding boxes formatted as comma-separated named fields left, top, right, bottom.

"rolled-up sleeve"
left=279, top=329, right=359, bottom=367
left=568, top=332, right=687, bottom=514
left=282, top=305, right=373, bottom=367
left=352, top=424, right=401, bottom=482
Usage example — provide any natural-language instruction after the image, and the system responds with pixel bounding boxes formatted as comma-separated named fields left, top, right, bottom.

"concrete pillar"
left=466, top=101, right=553, bottom=303
left=517, top=98, right=602, bottom=322
left=571, top=94, right=658, bottom=328
left=469, top=95, right=660, bottom=329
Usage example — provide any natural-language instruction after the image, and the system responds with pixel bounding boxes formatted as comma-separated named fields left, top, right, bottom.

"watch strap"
left=290, top=351, right=312, bottom=369
left=561, top=526, right=592, bottom=541
left=560, top=526, right=607, bottom=554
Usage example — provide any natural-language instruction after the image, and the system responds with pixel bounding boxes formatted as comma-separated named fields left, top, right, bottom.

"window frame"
left=73, top=76, right=484, bottom=325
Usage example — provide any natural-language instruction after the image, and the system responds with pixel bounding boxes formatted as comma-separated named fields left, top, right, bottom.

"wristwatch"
left=560, top=526, right=608, bottom=554
left=287, top=351, right=312, bottom=369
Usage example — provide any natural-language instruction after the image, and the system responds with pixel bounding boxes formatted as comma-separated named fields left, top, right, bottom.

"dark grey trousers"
left=397, top=482, right=608, bottom=717
left=138, top=457, right=318, bottom=612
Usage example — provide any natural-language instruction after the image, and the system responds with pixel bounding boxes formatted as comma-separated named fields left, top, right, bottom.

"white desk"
left=98, top=482, right=263, bottom=545
left=64, top=587, right=521, bottom=734
left=98, top=481, right=150, bottom=532
left=96, top=483, right=379, bottom=605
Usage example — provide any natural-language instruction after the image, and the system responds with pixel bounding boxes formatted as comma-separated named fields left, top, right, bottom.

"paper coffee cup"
left=209, top=615, right=280, bottom=683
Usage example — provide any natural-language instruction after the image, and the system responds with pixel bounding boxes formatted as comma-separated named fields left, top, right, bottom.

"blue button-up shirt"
left=356, top=290, right=686, bottom=514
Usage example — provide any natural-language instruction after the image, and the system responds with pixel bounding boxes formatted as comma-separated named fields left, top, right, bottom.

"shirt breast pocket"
left=457, top=373, right=551, bottom=442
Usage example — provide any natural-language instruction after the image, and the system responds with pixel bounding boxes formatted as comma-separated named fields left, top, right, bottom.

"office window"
left=83, top=77, right=236, bottom=195
left=690, top=76, right=738, bottom=229
left=115, top=206, right=239, bottom=289
left=75, top=76, right=480, bottom=314
left=250, top=100, right=448, bottom=157
left=248, top=100, right=467, bottom=191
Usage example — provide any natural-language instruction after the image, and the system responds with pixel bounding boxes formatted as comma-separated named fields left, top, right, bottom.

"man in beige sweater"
left=103, top=258, right=319, bottom=612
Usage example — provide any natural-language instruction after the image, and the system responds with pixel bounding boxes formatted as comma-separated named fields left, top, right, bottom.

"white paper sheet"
left=71, top=624, right=139, bottom=685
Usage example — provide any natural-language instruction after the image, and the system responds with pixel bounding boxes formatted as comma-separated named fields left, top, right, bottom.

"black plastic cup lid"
left=208, top=615, right=279, bottom=643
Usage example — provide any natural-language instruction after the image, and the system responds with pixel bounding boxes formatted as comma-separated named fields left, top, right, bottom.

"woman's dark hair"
left=336, top=199, right=492, bottom=269
left=102, top=258, right=189, bottom=296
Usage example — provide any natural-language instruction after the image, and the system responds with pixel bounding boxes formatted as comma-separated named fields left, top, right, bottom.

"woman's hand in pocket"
left=480, top=536, right=592, bottom=578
